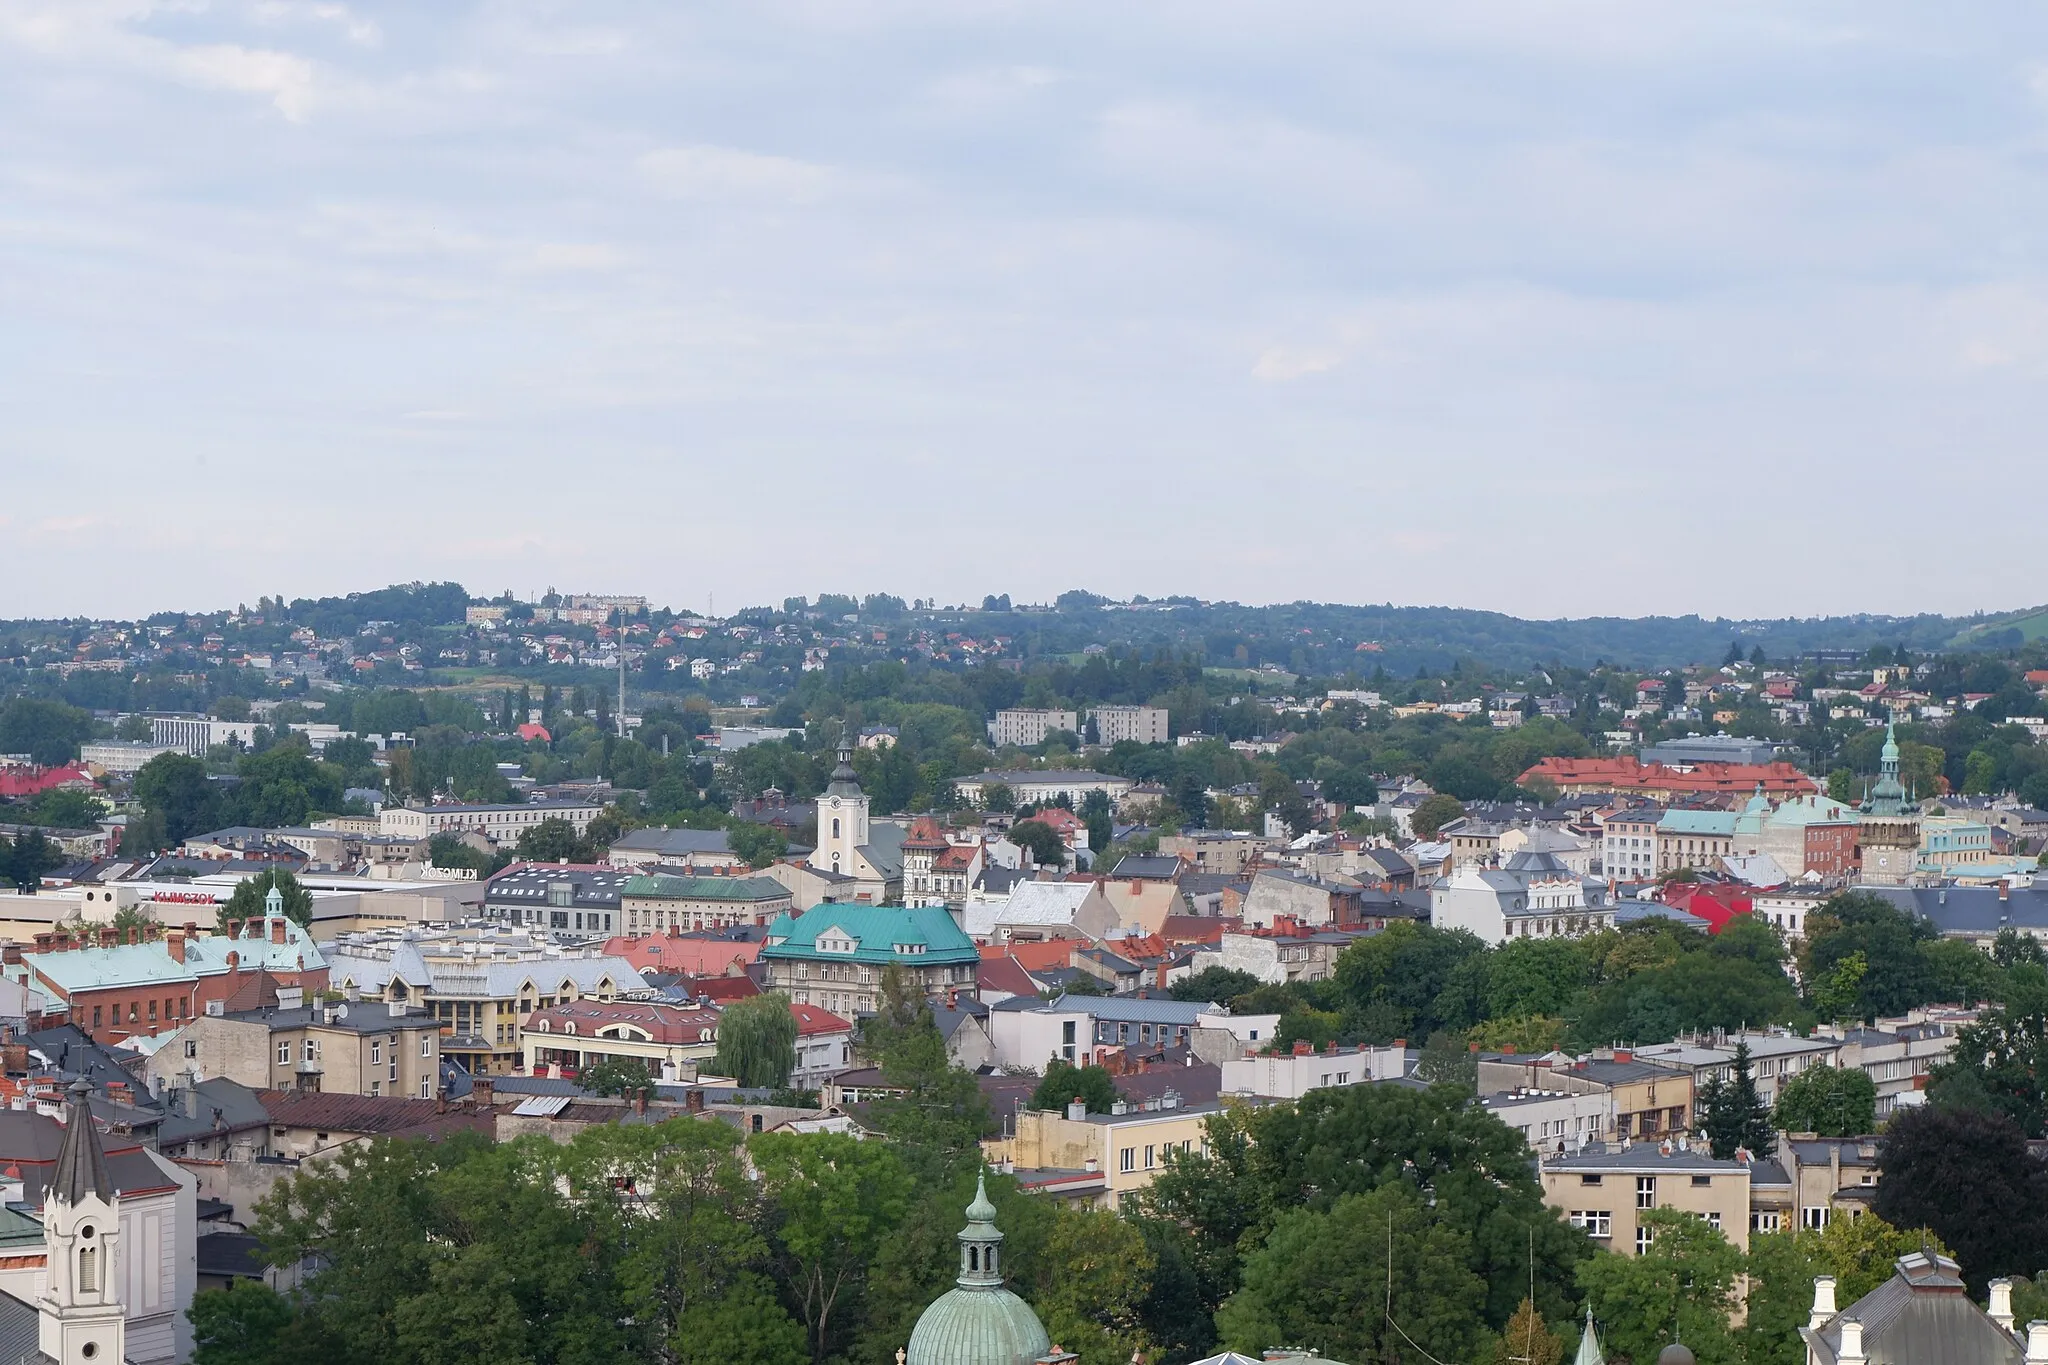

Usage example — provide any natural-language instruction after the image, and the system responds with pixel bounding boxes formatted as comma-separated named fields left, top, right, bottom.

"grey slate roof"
left=0, top=1286, right=54, bottom=1365
left=611, top=827, right=734, bottom=857
left=51, top=1080, right=112, bottom=1205
left=1108, top=855, right=1184, bottom=881
left=987, top=994, right=1221, bottom=1023
left=1802, top=1252, right=2021, bottom=1365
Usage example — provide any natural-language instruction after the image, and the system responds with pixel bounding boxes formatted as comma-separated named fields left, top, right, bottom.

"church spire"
left=955, top=1172, right=1005, bottom=1289
left=51, top=1079, right=110, bottom=1207
left=40, top=1079, right=124, bottom=1365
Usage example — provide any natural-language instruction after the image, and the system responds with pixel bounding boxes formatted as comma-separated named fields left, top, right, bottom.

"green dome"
left=906, top=1285, right=1052, bottom=1365
left=905, top=1175, right=1051, bottom=1365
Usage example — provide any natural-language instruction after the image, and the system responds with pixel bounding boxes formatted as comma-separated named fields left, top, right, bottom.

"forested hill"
left=3, top=581, right=2035, bottom=674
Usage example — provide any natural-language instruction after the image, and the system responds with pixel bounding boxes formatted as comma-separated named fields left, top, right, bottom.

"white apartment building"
left=380, top=801, right=600, bottom=844
left=988, top=709, right=1079, bottom=748
left=1089, top=705, right=1169, bottom=746
left=80, top=742, right=180, bottom=776
left=149, top=716, right=260, bottom=756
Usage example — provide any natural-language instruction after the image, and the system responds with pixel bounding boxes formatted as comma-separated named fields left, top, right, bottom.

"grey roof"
left=51, top=1080, right=112, bottom=1205
left=0, top=1286, right=53, bottom=1365
left=158, top=1079, right=273, bottom=1145
left=196, top=1232, right=268, bottom=1280
left=1865, top=883, right=2048, bottom=936
left=610, top=827, right=733, bottom=856
left=1107, top=855, right=1183, bottom=881
left=485, top=864, right=635, bottom=908
left=987, top=994, right=1221, bottom=1024
left=964, top=770, right=1129, bottom=785
left=1543, top=1142, right=1745, bottom=1174
left=1803, top=1253, right=2021, bottom=1365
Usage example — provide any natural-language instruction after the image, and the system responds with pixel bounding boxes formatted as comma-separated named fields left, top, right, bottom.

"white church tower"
left=39, top=1079, right=124, bottom=1365
left=810, top=735, right=869, bottom=876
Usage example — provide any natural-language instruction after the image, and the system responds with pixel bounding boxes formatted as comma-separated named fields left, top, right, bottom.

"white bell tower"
left=810, top=735, right=869, bottom=876
left=40, top=1079, right=124, bottom=1365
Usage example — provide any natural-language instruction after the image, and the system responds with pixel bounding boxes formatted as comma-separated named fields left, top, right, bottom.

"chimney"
left=272, top=917, right=287, bottom=944
left=2027, top=1321, right=2048, bottom=1365
left=226, top=919, right=243, bottom=941
left=124, top=926, right=139, bottom=946
left=471, top=1074, right=495, bottom=1105
left=0, top=945, right=18, bottom=967
left=146, top=922, right=161, bottom=941
left=1067, top=1098, right=1087, bottom=1121
left=1836, top=1319, right=1865, bottom=1365
left=1293, top=1040, right=1312, bottom=1056
left=97, top=928, right=116, bottom=949
left=633, top=1087, right=648, bottom=1116
left=184, top=921, right=199, bottom=937
left=166, top=931, right=185, bottom=965
left=1613, top=1048, right=1633, bottom=1063
left=685, top=1088, right=705, bottom=1114
left=1991, top=1279, right=2015, bottom=1333
left=225, top=951, right=240, bottom=979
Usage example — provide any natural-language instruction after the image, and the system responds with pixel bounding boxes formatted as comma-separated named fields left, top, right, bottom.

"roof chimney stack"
left=1991, top=1278, right=2015, bottom=1333
left=2027, top=1321, right=2048, bottom=1365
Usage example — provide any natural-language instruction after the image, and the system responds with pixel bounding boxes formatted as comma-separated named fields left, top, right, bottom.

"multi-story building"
left=1656, top=809, right=1738, bottom=875
left=148, top=715, right=260, bottom=757
left=146, top=988, right=443, bottom=1100
left=78, top=741, right=180, bottom=776
left=618, top=873, right=792, bottom=933
left=986, top=995, right=1227, bottom=1071
left=1218, top=1040, right=1409, bottom=1100
left=759, top=904, right=981, bottom=1018
left=986, top=1096, right=1216, bottom=1210
left=1539, top=1142, right=1755, bottom=1257
left=1482, top=1051, right=1695, bottom=1142
left=900, top=819, right=983, bottom=910
left=1920, top=814, right=1994, bottom=872
left=321, top=925, right=649, bottom=1074
left=1634, top=1030, right=1841, bottom=1107
left=1429, top=850, right=1613, bottom=945
left=482, top=864, right=635, bottom=937
left=13, top=914, right=327, bottom=1045
left=1088, top=706, right=1168, bottom=746
left=954, top=770, right=1134, bottom=810
left=1154, top=829, right=1268, bottom=875
left=520, top=999, right=724, bottom=1079
left=380, top=800, right=601, bottom=845
left=987, top=709, right=1079, bottom=749
left=1601, top=806, right=1663, bottom=881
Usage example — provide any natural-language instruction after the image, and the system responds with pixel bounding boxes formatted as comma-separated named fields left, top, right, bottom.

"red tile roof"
left=977, top=956, right=1043, bottom=998
left=789, top=1003, right=853, bottom=1036
left=0, top=765, right=92, bottom=800
left=526, top=999, right=722, bottom=1044
left=1521, top=756, right=1817, bottom=797
left=602, top=934, right=761, bottom=975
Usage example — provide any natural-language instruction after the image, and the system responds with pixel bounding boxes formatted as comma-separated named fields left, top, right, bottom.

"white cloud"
left=172, top=41, right=317, bottom=119
left=637, top=145, right=840, bottom=202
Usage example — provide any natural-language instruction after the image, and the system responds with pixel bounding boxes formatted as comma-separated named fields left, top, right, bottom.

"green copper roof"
left=907, top=1180, right=1050, bottom=1365
left=623, top=873, right=787, bottom=902
left=760, top=904, right=980, bottom=966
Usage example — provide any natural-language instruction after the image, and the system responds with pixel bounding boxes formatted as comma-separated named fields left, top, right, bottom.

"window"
left=1706, top=1212, right=1722, bottom=1232
left=1580, top=1174, right=1603, bottom=1186
left=421, top=1035, right=434, bottom=1056
left=184, top=1040, right=198, bottom=1059
left=1691, top=1175, right=1711, bottom=1187
left=1753, top=1210, right=1783, bottom=1233
left=1144, top=1145, right=1155, bottom=1169
left=371, top=1042, right=383, bottom=1065
left=1802, top=1206, right=1830, bottom=1230
left=1120, top=1147, right=1135, bottom=1173
left=1568, top=1210, right=1612, bottom=1238
left=1061, top=1020, right=1076, bottom=1063
left=92, top=1006, right=101, bottom=1030
left=1636, top=1177, right=1656, bottom=1209
left=1635, top=1225, right=1655, bottom=1255
left=277, top=1041, right=291, bottom=1066
left=370, top=1081, right=381, bottom=1096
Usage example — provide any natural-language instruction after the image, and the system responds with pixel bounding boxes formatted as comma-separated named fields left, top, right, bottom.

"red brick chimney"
left=1292, top=1040, right=1312, bottom=1056
left=685, top=1088, right=705, bottom=1114
left=271, top=917, right=287, bottom=945
left=633, top=1087, right=648, bottom=1116
left=166, top=931, right=185, bottom=965
left=471, top=1074, right=495, bottom=1106
left=98, top=928, right=116, bottom=949
left=1613, top=1048, right=1634, bottom=1063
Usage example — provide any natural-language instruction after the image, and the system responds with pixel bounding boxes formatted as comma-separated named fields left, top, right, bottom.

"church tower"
left=1858, top=720, right=1922, bottom=887
left=39, top=1079, right=124, bottom=1365
left=810, top=735, right=870, bottom=876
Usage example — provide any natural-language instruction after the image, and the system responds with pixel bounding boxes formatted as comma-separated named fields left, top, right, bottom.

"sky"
left=3, top=2, right=2046, bottom=623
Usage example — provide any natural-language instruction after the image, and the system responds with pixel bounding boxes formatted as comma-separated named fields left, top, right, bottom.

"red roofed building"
left=977, top=954, right=1044, bottom=1003
left=1521, top=756, right=1817, bottom=800
left=516, top=723, right=551, bottom=743
left=672, top=975, right=762, bottom=1005
left=790, top=1002, right=856, bottom=1084
left=1657, top=882, right=1755, bottom=934
left=520, top=998, right=723, bottom=1077
left=602, top=932, right=761, bottom=977
left=0, top=764, right=92, bottom=800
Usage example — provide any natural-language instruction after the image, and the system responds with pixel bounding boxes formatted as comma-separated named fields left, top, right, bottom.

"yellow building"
left=1539, top=1142, right=1754, bottom=1256
left=983, top=1098, right=1220, bottom=1209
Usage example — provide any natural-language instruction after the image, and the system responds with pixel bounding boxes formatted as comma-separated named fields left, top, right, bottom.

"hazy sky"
left=3, top=2, right=2045, bottom=622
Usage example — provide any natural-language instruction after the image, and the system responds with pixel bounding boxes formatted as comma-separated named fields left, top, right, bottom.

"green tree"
left=1928, top=964, right=2048, bottom=1136
left=1697, top=1042, right=1773, bottom=1159
left=0, top=831, right=61, bottom=893
left=1576, top=1209, right=1743, bottom=1365
left=0, top=697, right=91, bottom=765
left=23, top=786, right=108, bottom=830
left=1030, top=1060, right=1117, bottom=1115
left=515, top=816, right=599, bottom=863
left=133, top=752, right=221, bottom=843
left=1215, top=1185, right=1486, bottom=1365
left=751, top=1132, right=915, bottom=1365
left=1008, top=818, right=1067, bottom=867
left=1491, top=1298, right=1564, bottom=1365
left=188, top=1280, right=294, bottom=1365
left=1811, top=951, right=1869, bottom=1026
left=982, top=781, right=1015, bottom=813
left=714, top=991, right=799, bottom=1088
left=724, top=820, right=786, bottom=870
left=219, top=869, right=314, bottom=929
left=1874, top=1104, right=2048, bottom=1292
left=1771, top=1065, right=1877, bottom=1137
left=1802, top=892, right=1938, bottom=1020
left=115, top=714, right=155, bottom=742
left=575, top=1055, right=654, bottom=1097
left=1409, top=792, right=1466, bottom=840
left=1169, top=966, right=1262, bottom=1005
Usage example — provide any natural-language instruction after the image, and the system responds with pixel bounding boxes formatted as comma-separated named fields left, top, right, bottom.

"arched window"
left=78, top=1225, right=98, bottom=1293
left=969, top=1246, right=980, bottom=1271
left=832, top=818, right=841, bottom=839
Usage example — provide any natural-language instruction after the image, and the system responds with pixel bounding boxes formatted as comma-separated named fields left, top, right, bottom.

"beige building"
left=148, top=990, right=443, bottom=1100
left=1482, top=1051, right=1696, bottom=1142
left=988, top=709, right=1079, bottom=748
left=619, top=874, right=792, bottom=934
left=519, top=999, right=723, bottom=1078
left=985, top=1098, right=1218, bottom=1210
left=379, top=800, right=600, bottom=844
left=1155, top=829, right=1268, bottom=875
left=1088, top=706, right=1169, bottom=746
left=1540, top=1142, right=1754, bottom=1256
